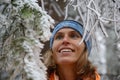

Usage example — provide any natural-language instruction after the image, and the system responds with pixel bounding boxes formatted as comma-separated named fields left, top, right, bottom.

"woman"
left=44, top=20, right=100, bottom=80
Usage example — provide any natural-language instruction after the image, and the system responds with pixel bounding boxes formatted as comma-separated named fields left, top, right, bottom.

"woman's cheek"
left=53, top=40, right=60, bottom=49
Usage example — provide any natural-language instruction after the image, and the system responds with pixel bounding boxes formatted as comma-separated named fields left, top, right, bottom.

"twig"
left=99, top=21, right=109, bottom=37
left=77, top=7, right=85, bottom=25
left=86, top=20, right=99, bottom=41
left=64, top=0, right=75, bottom=19
left=79, top=0, right=93, bottom=45
left=76, top=0, right=85, bottom=26
left=87, top=1, right=120, bottom=22
left=114, top=3, right=119, bottom=39
left=40, top=0, right=45, bottom=11
left=87, top=5, right=101, bottom=17
left=51, top=2, right=63, bottom=17
left=64, top=5, right=68, bottom=20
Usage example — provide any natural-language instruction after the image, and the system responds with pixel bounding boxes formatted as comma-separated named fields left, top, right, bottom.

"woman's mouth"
left=59, top=48, right=74, bottom=54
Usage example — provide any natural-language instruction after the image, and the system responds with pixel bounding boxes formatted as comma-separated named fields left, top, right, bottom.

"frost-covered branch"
left=0, top=0, right=54, bottom=80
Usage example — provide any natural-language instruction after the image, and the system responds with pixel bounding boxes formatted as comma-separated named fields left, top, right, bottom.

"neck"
left=56, top=65, right=77, bottom=80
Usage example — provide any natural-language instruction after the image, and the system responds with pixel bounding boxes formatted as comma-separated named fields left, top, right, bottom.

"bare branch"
left=40, top=0, right=45, bottom=10
left=99, top=21, right=109, bottom=37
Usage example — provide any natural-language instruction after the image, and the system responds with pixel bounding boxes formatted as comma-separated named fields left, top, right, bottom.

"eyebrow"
left=55, top=32, right=63, bottom=35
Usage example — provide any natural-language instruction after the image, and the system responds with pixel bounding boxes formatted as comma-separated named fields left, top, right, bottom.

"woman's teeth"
left=60, top=49, right=72, bottom=53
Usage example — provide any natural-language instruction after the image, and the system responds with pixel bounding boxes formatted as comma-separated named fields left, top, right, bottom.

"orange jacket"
left=49, top=72, right=100, bottom=80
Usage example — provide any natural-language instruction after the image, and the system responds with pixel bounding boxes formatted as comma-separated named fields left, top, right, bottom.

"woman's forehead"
left=55, top=27, right=82, bottom=37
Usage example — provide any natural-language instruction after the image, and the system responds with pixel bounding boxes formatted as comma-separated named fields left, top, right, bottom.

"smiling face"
left=52, top=28, right=86, bottom=65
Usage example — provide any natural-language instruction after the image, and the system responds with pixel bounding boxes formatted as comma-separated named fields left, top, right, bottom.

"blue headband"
left=50, top=20, right=92, bottom=55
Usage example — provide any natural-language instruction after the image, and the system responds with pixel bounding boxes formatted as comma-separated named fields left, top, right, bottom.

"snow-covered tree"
left=0, top=0, right=54, bottom=80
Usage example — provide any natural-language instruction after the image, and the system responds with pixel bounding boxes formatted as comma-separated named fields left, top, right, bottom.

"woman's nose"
left=62, top=35, right=70, bottom=45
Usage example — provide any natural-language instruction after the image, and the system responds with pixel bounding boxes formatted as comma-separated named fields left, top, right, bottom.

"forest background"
left=0, top=0, right=120, bottom=80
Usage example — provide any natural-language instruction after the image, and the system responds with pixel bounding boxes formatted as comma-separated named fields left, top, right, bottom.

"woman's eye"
left=70, top=34, right=79, bottom=39
left=55, top=35, right=63, bottom=40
